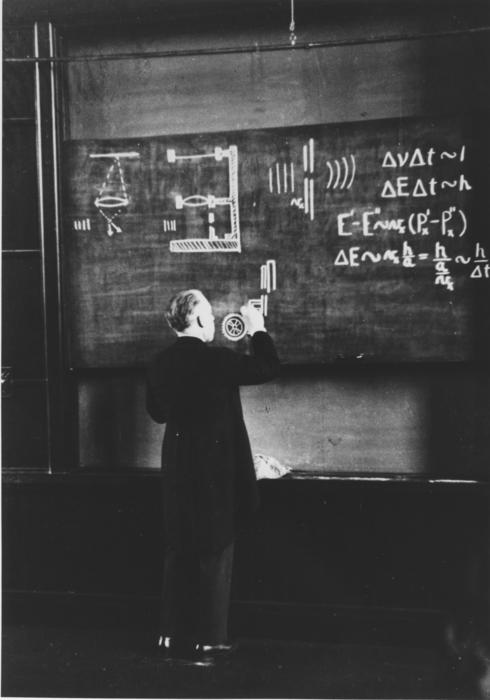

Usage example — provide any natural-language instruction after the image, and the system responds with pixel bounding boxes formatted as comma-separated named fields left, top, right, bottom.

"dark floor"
left=1, top=623, right=488, bottom=699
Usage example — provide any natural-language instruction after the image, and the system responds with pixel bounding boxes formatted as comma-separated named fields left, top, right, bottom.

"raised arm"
left=221, top=304, right=280, bottom=386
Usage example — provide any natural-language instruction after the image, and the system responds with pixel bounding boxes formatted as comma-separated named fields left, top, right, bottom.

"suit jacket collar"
left=175, top=336, right=206, bottom=346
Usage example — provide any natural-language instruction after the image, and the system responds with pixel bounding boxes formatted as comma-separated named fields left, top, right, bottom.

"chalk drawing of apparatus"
left=166, top=145, right=241, bottom=253
left=89, top=152, right=140, bottom=236
left=222, top=260, right=277, bottom=341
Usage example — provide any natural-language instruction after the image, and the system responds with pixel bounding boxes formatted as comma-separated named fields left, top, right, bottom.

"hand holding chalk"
left=240, top=303, right=266, bottom=335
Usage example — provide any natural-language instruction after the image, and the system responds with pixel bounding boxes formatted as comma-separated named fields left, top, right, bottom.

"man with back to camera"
left=146, top=289, right=280, bottom=666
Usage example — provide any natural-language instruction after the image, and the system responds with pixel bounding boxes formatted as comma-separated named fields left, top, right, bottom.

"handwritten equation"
left=333, top=144, right=487, bottom=291
left=337, top=206, right=467, bottom=238
left=334, top=242, right=489, bottom=291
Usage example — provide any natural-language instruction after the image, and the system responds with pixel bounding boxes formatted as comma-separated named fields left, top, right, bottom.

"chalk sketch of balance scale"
left=167, top=145, right=276, bottom=341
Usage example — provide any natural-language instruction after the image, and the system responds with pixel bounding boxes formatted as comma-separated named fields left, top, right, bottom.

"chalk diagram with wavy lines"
left=267, top=140, right=358, bottom=221
left=325, top=155, right=357, bottom=191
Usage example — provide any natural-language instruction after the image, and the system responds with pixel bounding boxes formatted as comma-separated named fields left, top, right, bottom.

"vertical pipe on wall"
left=33, top=22, right=69, bottom=473
left=34, top=22, right=52, bottom=473
left=48, top=23, right=62, bottom=331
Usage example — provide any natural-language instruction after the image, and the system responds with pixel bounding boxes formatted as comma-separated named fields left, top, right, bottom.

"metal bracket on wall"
left=2, top=367, right=13, bottom=398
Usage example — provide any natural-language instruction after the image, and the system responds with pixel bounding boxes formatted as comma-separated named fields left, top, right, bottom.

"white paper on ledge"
left=253, top=453, right=291, bottom=480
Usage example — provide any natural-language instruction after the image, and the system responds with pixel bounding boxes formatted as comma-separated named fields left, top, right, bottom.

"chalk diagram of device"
left=166, top=143, right=277, bottom=341
left=268, top=137, right=357, bottom=220
left=89, top=151, right=140, bottom=236
left=87, top=143, right=278, bottom=340
left=166, top=145, right=241, bottom=253
left=221, top=259, right=277, bottom=342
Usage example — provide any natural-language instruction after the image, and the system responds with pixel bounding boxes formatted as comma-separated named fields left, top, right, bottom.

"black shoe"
left=157, top=637, right=214, bottom=667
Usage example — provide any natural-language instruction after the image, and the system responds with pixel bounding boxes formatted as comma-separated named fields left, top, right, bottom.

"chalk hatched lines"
left=162, top=220, right=177, bottom=233
left=73, top=218, right=91, bottom=231
left=268, top=162, right=295, bottom=195
left=270, top=139, right=316, bottom=221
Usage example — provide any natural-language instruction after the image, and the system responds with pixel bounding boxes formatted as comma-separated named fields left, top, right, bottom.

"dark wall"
left=3, top=475, right=489, bottom=643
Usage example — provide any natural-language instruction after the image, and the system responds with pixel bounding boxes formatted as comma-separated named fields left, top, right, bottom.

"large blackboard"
left=63, top=115, right=489, bottom=366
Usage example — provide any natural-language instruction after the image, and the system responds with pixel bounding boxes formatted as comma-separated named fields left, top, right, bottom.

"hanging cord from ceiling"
left=289, top=0, right=297, bottom=46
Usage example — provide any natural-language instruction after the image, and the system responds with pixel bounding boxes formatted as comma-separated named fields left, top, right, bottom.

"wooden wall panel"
left=2, top=27, right=49, bottom=474
left=1, top=383, right=49, bottom=470
left=241, top=373, right=429, bottom=475
left=2, top=257, right=46, bottom=379
left=2, top=123, right=40, bottom=250
left=3, top=63, right=35, bottom=120
left=79, top=373, right=428, bottom=474
left=78, top=375, right=164, bottom=470
left=76, top=368, right=487, bottom=479
left=3, top=28, right=35, bottom=121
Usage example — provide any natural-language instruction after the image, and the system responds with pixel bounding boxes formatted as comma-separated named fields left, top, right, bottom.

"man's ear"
left=196, top=316, right=203, bottom=329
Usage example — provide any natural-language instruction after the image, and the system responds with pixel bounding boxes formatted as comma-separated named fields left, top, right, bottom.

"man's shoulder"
left=207, top=344, right=242, bottom=361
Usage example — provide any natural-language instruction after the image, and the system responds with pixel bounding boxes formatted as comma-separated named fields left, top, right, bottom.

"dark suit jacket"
left=146, top=331, right=280, bottom=553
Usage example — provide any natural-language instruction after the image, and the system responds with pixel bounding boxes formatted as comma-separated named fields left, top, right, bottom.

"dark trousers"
left=160, top=541, right=234, bottom=645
